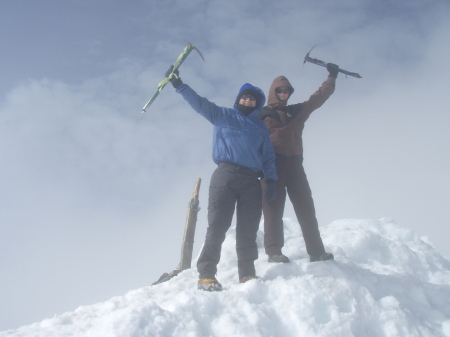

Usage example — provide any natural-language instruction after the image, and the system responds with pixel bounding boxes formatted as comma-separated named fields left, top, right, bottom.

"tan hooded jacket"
left=260, top=75, right=335, bottom=157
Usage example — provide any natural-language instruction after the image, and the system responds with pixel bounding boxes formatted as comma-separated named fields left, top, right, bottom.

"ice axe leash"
left=141, top=41, right=205, bottom=113
left=303, top=46, right=362, bottom=78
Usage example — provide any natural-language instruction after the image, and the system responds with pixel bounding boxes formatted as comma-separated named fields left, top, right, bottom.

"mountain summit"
left=2, top=218, right=450, bottom=337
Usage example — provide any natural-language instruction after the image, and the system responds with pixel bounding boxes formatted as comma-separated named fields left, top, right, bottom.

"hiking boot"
left=268, top=254, right=290, bottom=263
left=239, top=275, right=261, bottom=284
left=198, top=278, right=223, bottom=292
left=310, top=252, right=334, bottom=262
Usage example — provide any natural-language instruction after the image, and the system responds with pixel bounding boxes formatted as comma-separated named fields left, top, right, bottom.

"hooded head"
left=267, top=76, right=294, bottom=109
left=234, top=83, right=266, bottom=115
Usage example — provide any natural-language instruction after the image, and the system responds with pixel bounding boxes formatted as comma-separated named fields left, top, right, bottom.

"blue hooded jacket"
left=176, top=83, right=277, bottom=181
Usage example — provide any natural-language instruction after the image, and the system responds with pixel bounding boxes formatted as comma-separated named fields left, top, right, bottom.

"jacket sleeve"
left=298, top=76, right=336, bottom=119
left=261, top=135, right=278, bottom=181
left=176, top=84, right=222, bottom=124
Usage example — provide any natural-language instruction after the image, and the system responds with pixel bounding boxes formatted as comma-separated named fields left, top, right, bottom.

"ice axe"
left=141, top=41, right=205, bottom=113
left=303, top=46, right=362, bottom=78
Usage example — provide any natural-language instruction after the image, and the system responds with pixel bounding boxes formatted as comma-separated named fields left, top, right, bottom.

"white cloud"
left=0, top=0, right=449, bottom=330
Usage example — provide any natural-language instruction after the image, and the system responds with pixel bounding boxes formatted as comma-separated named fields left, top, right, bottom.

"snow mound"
left=2, top=218, right=450, bottom=337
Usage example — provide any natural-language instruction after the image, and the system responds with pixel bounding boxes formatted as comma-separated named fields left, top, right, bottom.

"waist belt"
left=218, top=162, right=263, bottom=178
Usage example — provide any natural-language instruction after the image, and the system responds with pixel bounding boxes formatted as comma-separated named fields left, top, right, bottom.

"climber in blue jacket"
left=165, top=65, right=278, bottom=291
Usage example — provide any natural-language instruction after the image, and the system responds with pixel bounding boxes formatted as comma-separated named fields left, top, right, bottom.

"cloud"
left=1, top=0, right=449, bottom=330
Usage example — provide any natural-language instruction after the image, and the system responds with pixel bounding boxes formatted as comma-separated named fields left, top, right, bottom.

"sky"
left=1, top=0, right=450, bottom=331
left=1, top=217, right=450, bottom=336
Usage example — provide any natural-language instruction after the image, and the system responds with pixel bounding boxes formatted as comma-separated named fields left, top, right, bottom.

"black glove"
left=165, top=65, right=183, bottom=88
left=265, top=179, right=277, bottom=203
left=327, top=63, right=339, bottom=78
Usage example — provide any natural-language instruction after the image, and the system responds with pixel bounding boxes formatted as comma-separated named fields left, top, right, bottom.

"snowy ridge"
left=2, top=218, right=450, bottom=337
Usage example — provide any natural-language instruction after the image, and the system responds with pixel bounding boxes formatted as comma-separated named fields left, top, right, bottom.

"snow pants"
left=197, top=162, right=262, bottom=280
left=261, top=156, right=325, bottom=257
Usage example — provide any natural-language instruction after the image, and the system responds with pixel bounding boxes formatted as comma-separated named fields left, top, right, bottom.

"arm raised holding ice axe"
left=141, top=41, right=205, bottom=113
left=304, top=46, right=362, bottom=78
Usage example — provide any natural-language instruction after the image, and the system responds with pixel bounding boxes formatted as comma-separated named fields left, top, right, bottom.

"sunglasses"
left=275, top=88, right=290, bottom=94
left=240, top=94, right=256, bottom=101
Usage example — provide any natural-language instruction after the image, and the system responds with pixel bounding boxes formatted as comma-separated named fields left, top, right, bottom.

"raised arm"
left=165, top=65, right=222, bottom=124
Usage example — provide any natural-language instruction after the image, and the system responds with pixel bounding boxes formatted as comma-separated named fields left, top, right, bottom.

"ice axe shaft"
left=304, top=46, right=362, bottom=78
left=141, top=41, right=205, bottom=113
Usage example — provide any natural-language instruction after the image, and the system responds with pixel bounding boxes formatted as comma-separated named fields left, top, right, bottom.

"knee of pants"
left=205, top=228, right=228, bottom=246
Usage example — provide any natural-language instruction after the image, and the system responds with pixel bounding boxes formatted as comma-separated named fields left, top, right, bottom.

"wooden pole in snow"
left=178, top=178, right=201, bottom=271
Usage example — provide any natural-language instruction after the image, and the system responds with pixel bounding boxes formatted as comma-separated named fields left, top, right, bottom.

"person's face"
left=275, top=86, right=290, bottom=102
left=239, top=94, right=257, bottom=107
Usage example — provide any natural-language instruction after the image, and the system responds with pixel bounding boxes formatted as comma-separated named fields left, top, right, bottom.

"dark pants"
left=262, top=156, right=325, bottom=257
left=197, top=162, right=262, bottom=280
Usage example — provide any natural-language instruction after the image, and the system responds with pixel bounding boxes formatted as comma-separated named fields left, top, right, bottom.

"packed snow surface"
left=2, top=218, right=450, bottom=337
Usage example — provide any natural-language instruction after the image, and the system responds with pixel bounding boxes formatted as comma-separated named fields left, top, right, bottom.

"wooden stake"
left=178, top=178, right=201, bottom=271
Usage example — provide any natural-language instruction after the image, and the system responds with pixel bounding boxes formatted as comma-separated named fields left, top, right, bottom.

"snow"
left=2, top=217, right=450, bottom=337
